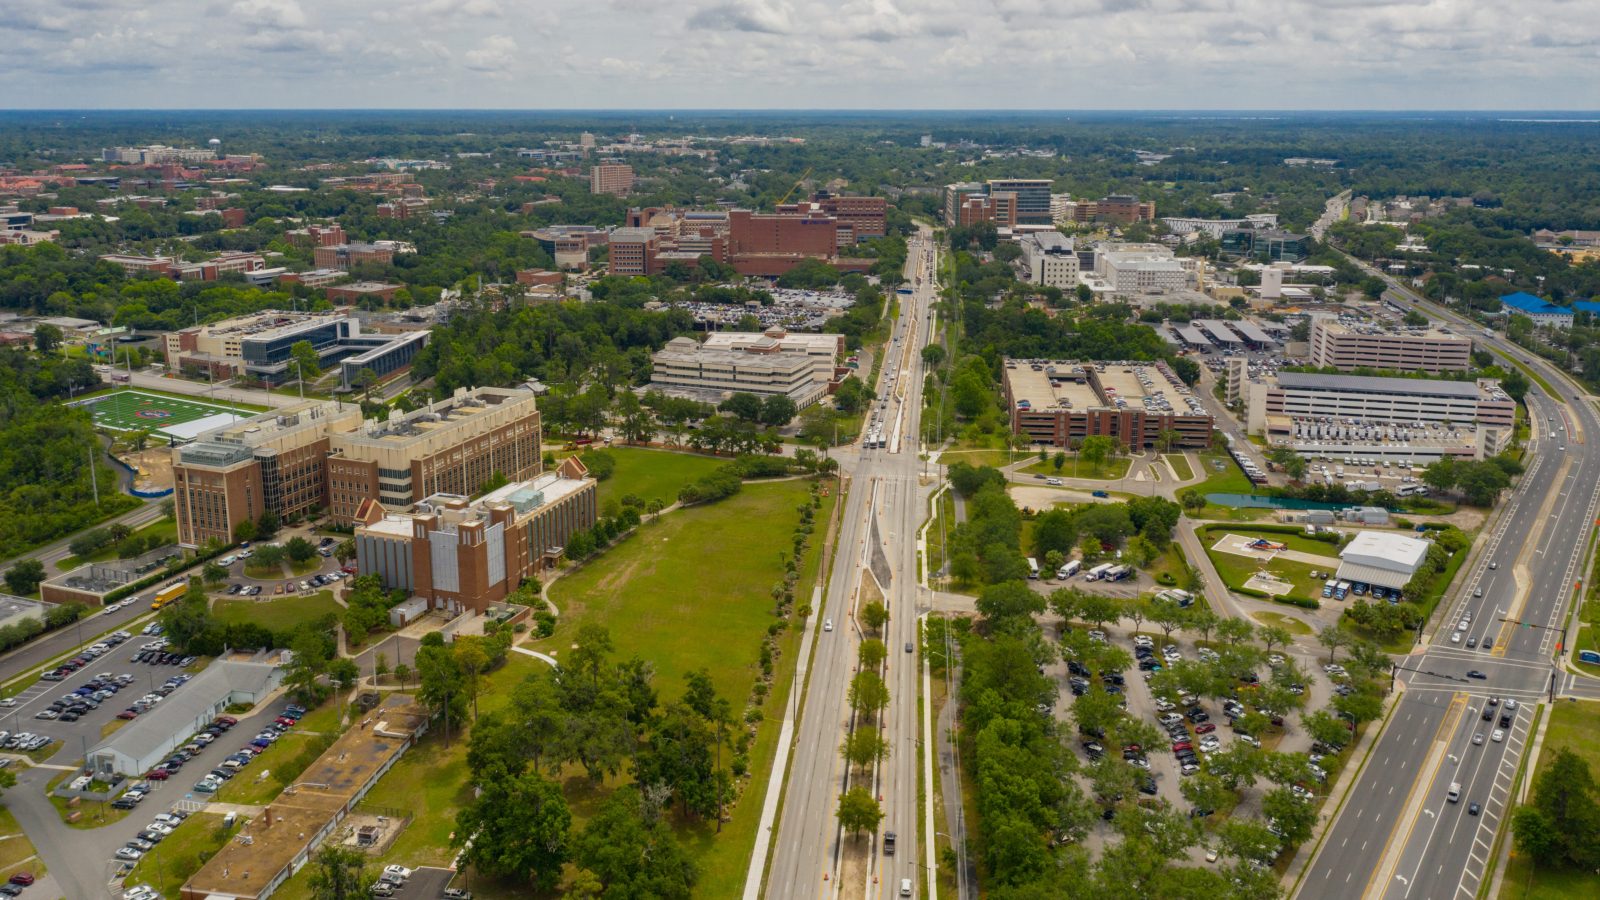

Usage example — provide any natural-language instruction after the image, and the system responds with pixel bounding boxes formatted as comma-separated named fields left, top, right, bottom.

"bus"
left=1103, top=565, right=1130, bottom=583
left=1057, top=560, right=1082, bottom=579
left=150, top=582, right=185, bottom=611
left=1026, top=558, right=1040, bottom=580
left=1084, top=563, right=1114, bottom=582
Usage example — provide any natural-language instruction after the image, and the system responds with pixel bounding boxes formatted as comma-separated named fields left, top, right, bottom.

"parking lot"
left=1045, top=619, right=1342, bottom=862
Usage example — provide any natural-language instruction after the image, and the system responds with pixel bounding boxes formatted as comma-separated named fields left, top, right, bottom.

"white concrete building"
left=1017, top=232, right=1080, bottom=289
left=700, top=328, right=842, bottom=385
left=648, top=337, right=827, bottom=406
left=1160, top=214, right=1279, bottom=237
left=1335, top=531, right=1429, bottom=592
left=1098, top=249, right=1188, bottom=294
left=86, top=661, right=282, bottom=777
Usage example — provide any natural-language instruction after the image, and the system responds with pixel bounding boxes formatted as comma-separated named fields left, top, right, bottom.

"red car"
left=143, top=768, right=170, bottom=781
left=1171, top=741, right=1193, bottom=753
left=274, top=716, right=296, bottom=728
left=217, top=716, right=238, bottom=726
left=1194, top=723, right=1216, bottom=735
left=8, top=873, right=34, bottom=886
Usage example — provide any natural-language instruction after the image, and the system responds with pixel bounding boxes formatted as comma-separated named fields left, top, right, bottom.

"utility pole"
left=88, top=447, right=99, bottom=505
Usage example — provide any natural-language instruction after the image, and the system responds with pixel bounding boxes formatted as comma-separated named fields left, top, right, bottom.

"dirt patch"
left=120, top=446, right=175, bottom=491
left=837, top=834, right=869, bottom=899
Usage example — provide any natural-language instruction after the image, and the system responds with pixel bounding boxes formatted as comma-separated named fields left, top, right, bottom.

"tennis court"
left=78, top=389, right=253, bottom=441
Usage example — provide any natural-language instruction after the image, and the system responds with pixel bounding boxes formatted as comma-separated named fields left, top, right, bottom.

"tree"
left=574, top=788, right=697, bottom=899
left=1303, top=709, right=1353, bottom=750
left=1216, top=617, right=1254, bottom=646
left=759, top=393, right=798, bottom=427
left=285, top=629, right=330, bottom=704
left=718, top=392, right=763, bottom=423
left=1179, top=488, right=1206, bottom=512
left=837, top=786, right=884, bottom=836
left=253, top=542, right=286, bottom=570
left=1257, top=625, right=1292, bottom=655
left=976, top=581, right=1046, bottom=627
left=33, top=323, right=62, bottom=353
left=848, top=671, right=889, bottom=720
left=256, top=509, right=280, bottom=540
left=232, top=518, right=257, bottom=544
left=454, top=767, right=572, bottom=890
left=201, top=560, right=227, bottom=585
left=4, top=559, right=46, bottom=595
left=634, top=702, right=721, bottom=820
left=307, top=845, right=369, bottom=900
left=1079, top=435, right=1114, bottom=473
left=285, top=536, right=316, bottom=564
left=290, top=339, right=322, bottom=379
left=455, top=636, right=490, bottom=721
left=861, top=601, right=888, bottom=633
left=921, top=343, right=946, bottom=368
left=416, top=641, right=466, bottom=745
left=843, top=726, right=888, bottom=769
left=1148, top=598, right=1186, bottom=641
left=1262, top=786, right=1317, bottom=844
left=858, top=638, right=887, bottom=671
left=1316, top=624, right=1351, bottom=662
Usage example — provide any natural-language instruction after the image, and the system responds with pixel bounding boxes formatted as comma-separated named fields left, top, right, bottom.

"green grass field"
left=79, top=389, right=253, bottom=435
left=125, top=813, right=230, bottom=898
left=1193, top=451, right=1257, bottom=494
left=1019, top=455, right=1132, bottom=480
left=591, top=447, right=726, bottom=510
left=1498, top=701, right=1600, bottom=899
left=1198, top=525, right=1341, bottom=558
left=1164, top=453, right=1195, bottom=481
left=214, top=590, right=340, bottom=633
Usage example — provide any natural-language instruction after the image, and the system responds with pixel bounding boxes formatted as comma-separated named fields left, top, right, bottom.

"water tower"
left=208, top=137, right=223, bottom=159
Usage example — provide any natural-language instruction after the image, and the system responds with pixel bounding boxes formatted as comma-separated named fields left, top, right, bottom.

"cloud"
left=463, top=34, right=517, bottom=71
left=0, top=0, right=1595, bottom=108
left=687, top=0, right=795, bottom=34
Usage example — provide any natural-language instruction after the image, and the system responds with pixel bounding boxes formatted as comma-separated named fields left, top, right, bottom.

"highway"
left=1297, top=260, right=1600, bottom=900
left=766, top=231, right=940, bottom=899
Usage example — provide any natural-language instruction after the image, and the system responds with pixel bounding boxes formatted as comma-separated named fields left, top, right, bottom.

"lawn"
left=1164, top=453, right=1195, bottom=481
left=0, top=807, right=43, bottom=883
left=1204, top=547, right=1325, bottom=602
left=937, top=447, right=1015, bottom=469
left=215, top=731, right=334, bottom=806
left=276, top=479, right=835, bottom=900
left=543, top=478, right=821, bottom=705
left=124, top=812, right=231, bottom=898
left=1498, top=701, right=1600, bottom=899
left=1018, top=455, right=1132, bottom=480
left=1250, top=611, right=1313, bottom=635
left=214, top=590, right=341, bottom=633
left=1192, top=451, right=1257, bottom=495
left=1196, top=524, right=1341, bottom=558
left=57, top=519, right=178, bottom=571
left=589, top=447, right=726, bottom=510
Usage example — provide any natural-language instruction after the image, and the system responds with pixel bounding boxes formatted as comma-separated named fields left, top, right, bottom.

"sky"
left=2, top=0, right=1597, bottom=109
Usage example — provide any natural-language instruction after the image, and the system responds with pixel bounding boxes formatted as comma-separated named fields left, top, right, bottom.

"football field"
left=79, top=389, right=253, bottom=440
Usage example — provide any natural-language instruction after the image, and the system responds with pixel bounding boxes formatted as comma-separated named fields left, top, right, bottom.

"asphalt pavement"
left=766, top=231, right=940, bottom=900
left=1296, top=261, right=1600, bottom=900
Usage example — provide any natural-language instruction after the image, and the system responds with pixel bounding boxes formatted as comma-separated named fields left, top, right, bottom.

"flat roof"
left=1339, top=530, right=1429, bottom=573
left=1230, top=320, right=1275, bottom=344
left=1194, top=319, right=1242, bottom=344
left=89, top=661, right=278, bottom=763
left=1006, top=360, right=1189, bottom=415
left=184, top=696, right=428, bottom=899
left=1275, top=371, right=1483, bottom=399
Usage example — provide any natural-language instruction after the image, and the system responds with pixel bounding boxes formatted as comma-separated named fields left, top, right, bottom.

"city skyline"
left=2, top=0, right=1597, bottom=109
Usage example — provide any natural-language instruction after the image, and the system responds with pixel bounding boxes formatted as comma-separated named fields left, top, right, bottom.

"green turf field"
left=79, top=389, right=252, bottom=436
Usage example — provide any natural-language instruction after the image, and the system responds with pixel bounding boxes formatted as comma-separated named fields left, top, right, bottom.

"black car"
left=1499, top=713, right=1513, bottom=728
left=1068, top=661, right=1091, bottom=678
left=1186, top=709, right=1210, bottom=723
left=1466, top=670, right=1487, bottom=680
left=1482, top=707, right=1494, bottom=721
left=1138, top=779, right=1159, bottom=796
left=111, top=797, right=139, bottom=810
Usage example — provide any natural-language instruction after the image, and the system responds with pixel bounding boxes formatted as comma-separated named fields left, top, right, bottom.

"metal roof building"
left=1334, top=531, right=1430, bottom=590
left=86, top=660, right=283, bottom=778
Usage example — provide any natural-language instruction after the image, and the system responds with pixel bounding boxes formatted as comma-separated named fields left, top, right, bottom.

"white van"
left=899, top=879, right=913, bottom=897
left=1447, top=782, right=1461, bottom=803
left=1058, top=560, right=1082, bottom=579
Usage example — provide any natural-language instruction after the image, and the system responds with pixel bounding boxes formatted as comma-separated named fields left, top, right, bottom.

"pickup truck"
left=883, top=831, right=896, bottom=856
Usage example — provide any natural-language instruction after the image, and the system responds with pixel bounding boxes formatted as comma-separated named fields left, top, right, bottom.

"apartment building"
left=99, top=254, right=177, bottom=277
left=172, top=387, right=542, bottom=547
left=1065, top=195, right=1158, bottom=225
left=355, top=457, right=596, bottom=614
left=1018, top=232, right=1079, bottom=288
left=313, top=242, right=395, bottom=271
left=1309, top=318, right=1472, bottom=373
left=589, top=163, right=635, bottom=196
left=649, top=336, right=828, bottom=407
left=1001, top=359, right=1215, bottom=449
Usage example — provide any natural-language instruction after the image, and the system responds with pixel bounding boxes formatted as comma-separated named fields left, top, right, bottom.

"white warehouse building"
left=1335, top=531, right=1430, bottom=592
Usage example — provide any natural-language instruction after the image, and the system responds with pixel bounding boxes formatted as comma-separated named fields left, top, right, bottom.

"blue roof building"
left=1500, top=291, right=1574, bottom=327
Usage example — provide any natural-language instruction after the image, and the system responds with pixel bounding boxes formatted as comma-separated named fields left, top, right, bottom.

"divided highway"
left=1298, top=263, right=1600, bottom=899
left=766, top=233, right=939, bottom=899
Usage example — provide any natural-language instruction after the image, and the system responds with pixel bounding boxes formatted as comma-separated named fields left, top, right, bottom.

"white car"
left=383, top=865, right=413, bottom=881
left=1046, top=478, right=1063, bottom=486
left=1492, top=729, right=1505, bottom=743
left=823, top=619, right=833, bottom=632
left=1133, top=635, right=1154, bottom=648
left=146, top=822, right=173, bottom=836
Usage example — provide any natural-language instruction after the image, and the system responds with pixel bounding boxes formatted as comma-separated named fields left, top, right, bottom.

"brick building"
left=589, top=163, right=635, bottom=196
left=313, top=242, right=395, bottom=271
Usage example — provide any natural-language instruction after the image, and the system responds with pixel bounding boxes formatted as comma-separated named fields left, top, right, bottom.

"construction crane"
left=776, top=167, right=813, bottom=206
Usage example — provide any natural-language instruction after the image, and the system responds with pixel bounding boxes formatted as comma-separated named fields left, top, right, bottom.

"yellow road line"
left=1365, top=693, right=1467, bottom=898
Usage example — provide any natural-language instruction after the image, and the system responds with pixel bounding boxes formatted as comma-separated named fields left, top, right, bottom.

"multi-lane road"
left=1299, top=262, right=1600, bottom=899
left=766, top=232, right=940, bottom=899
